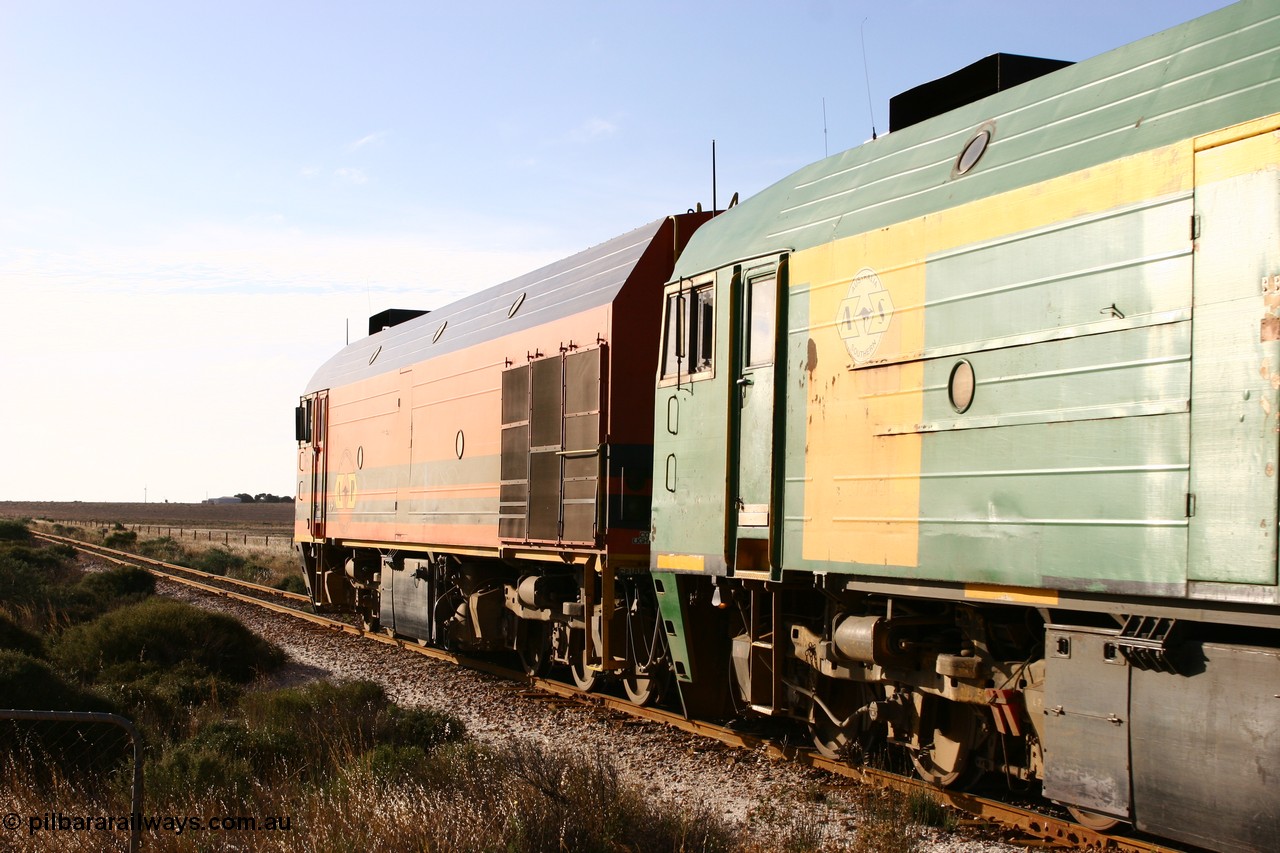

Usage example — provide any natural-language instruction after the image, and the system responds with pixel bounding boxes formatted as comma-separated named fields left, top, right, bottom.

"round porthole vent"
left=455, top=430, right=465, bottom=459
left=509, top=292, right=526, bottom=318
left=948, top=359, right=976, bottom=413
left=954, top=125, right=993, bottom=177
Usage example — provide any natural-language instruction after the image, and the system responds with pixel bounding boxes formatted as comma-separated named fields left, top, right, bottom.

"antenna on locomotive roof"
left=712, top=139, right=718, bottom=213
left=861, top=18, right=878, bottom=141
left=823, top=97, right=829, bottom=157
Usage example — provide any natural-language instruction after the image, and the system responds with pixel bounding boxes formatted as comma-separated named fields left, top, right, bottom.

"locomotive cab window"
left=660, top=278, right=715, bottom=383
left=744, top=269, right=777, bottom=368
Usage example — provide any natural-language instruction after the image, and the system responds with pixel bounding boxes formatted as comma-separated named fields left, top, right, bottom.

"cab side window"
left=660, top=280, right=715, bottom=381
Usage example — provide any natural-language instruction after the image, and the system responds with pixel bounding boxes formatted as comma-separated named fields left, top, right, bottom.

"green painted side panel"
left=919, top=194, right=1192, bottom=359
left=916, top=414, right=1189, bottom=592
left=650, top=571, right=693, bottom=683
left=1188, top=160, right=1280, bottom=584
left=650, top=269, right=733, bottom=570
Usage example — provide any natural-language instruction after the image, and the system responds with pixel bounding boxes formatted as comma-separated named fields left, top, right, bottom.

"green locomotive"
left=649, top=1, right=1279, bottom=848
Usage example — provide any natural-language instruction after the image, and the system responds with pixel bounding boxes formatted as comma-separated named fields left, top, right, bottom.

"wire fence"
left=45, top=520, right=293, bottom=552
left=0, top=710, right=142, bottom=853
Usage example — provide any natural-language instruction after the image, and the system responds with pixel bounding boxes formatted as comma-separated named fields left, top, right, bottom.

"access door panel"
left=1188, top=131, right=1280, bottom=584
left=731, top=258, right=785, bottom=573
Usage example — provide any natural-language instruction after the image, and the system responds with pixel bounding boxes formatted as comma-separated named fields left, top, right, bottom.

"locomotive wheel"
left=517, top=621, right=552, bottom=678
left=910, top=699, right=983, bottom=790
left=811, top=682, right=877, bottom=761
left=570, top=657, right=598, bottom=692
left=622, top=664, right=669, bottom=706
left=569, top=632, right=598, bottom=692
left=1067, top=806, right=1126, bottom=833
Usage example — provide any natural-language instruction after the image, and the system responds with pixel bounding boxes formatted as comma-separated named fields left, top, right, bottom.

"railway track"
left=39, top=530, right=1192, bottom=853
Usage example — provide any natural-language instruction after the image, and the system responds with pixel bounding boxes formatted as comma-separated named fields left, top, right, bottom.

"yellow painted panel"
left=1194, top=112, right=1280, bottom=153
left=800, top=139, right=1198, bottom=568
left=656, top=553, right=704, bottom=572
left=965, top=584, right=1060, bottom=606
left=1195, top=122, right=1280, bottom=186
left=797, top=224, right=926, bottom=567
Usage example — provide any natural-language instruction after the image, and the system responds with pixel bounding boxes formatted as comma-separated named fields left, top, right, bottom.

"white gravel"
left=159, top=579, right=1023, bottom=852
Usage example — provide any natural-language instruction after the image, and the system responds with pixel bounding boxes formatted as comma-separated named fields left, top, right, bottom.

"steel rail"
left=41, top=531, right=1187, bottom=852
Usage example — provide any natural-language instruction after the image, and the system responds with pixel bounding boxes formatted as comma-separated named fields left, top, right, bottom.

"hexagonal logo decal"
left=836, top=267, right=894, bottom=365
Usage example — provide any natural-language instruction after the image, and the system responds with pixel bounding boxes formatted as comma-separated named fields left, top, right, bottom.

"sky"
left=0, top=0, right=1237, bottom=503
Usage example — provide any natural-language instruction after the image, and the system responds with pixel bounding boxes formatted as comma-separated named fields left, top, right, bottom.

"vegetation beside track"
left=2, top=519, right=954, bottom=852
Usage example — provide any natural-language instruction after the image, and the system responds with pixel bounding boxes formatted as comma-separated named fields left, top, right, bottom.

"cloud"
left=567, top=117, right=618, bottom=143
left=349, top=131, right=389, bottom=151
left=334, top=167, right=368, bottom=185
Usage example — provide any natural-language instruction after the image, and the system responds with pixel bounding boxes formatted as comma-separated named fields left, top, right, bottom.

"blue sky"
left=0, top=0, right=1235, bottom=502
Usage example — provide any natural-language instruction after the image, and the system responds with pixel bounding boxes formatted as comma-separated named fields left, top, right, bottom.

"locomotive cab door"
left=300, top=386, right=330, bottom=535
left=730, top=256, right=786, bottom=576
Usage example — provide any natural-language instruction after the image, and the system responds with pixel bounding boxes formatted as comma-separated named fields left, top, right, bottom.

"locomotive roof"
left=672, top=0, right=1279, bottom=281
left=304, top=217, right=669, bottom=394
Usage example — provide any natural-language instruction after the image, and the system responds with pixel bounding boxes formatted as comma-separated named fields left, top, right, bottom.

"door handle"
left=736, top=377, right=753, bottom=387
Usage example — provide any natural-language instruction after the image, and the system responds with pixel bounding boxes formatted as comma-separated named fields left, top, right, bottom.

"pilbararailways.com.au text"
left=7, top=811, right=293, bottom=836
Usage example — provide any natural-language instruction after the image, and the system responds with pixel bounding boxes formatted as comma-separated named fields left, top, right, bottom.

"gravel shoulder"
left=155, top=577, right=1022, bottom=852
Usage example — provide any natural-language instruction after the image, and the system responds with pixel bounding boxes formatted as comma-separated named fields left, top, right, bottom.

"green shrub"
left=272, top=574, right=308, bottom=594
left=239, top=680, right=466, bottom=782
left=135, top=536, right=188, bottom=564
left=0, top=518, right=30, bottom=541
left=0, top=649, right=111, bottom=711
left=0, top=543, right=80, bottom=610
left=103, top=529, right=138, bottom=549
left=147, top=741, right=256, bottom=801
left=36, top=566, right=157, bottom=629
left=75, top=565, right=155, bottom=602
left=192, top=546, right=244, bottom=577
left=98, top=663, right=241, bottom=737
left=178, top=719, right=307, bottom=781
left=242, top=679, right=385, bottom=745
left=362, top=743, right=430, bottom=785
left=53, top=598, right=286, bottom=684
left=0, top=611, right=43, bottom=657
left=377, top=704, right=466, bottom=750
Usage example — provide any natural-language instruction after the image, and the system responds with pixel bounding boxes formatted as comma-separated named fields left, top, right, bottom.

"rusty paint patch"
left=1261, top=317, right=1280, bottom=342
left=1263, top=275, right=1280, bottom=342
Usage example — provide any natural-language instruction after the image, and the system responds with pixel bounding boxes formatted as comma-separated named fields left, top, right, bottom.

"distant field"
left=0, top=501, right=294, bottom=531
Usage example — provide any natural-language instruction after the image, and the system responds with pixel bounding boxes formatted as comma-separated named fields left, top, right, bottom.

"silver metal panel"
left=388, top=559, right=433, bottom=640
left=305, top=218, right=667, bottom=394
left=1042, top=626, right=1131, bottom=819
left=1130, top=641, right=1280, bottom=852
